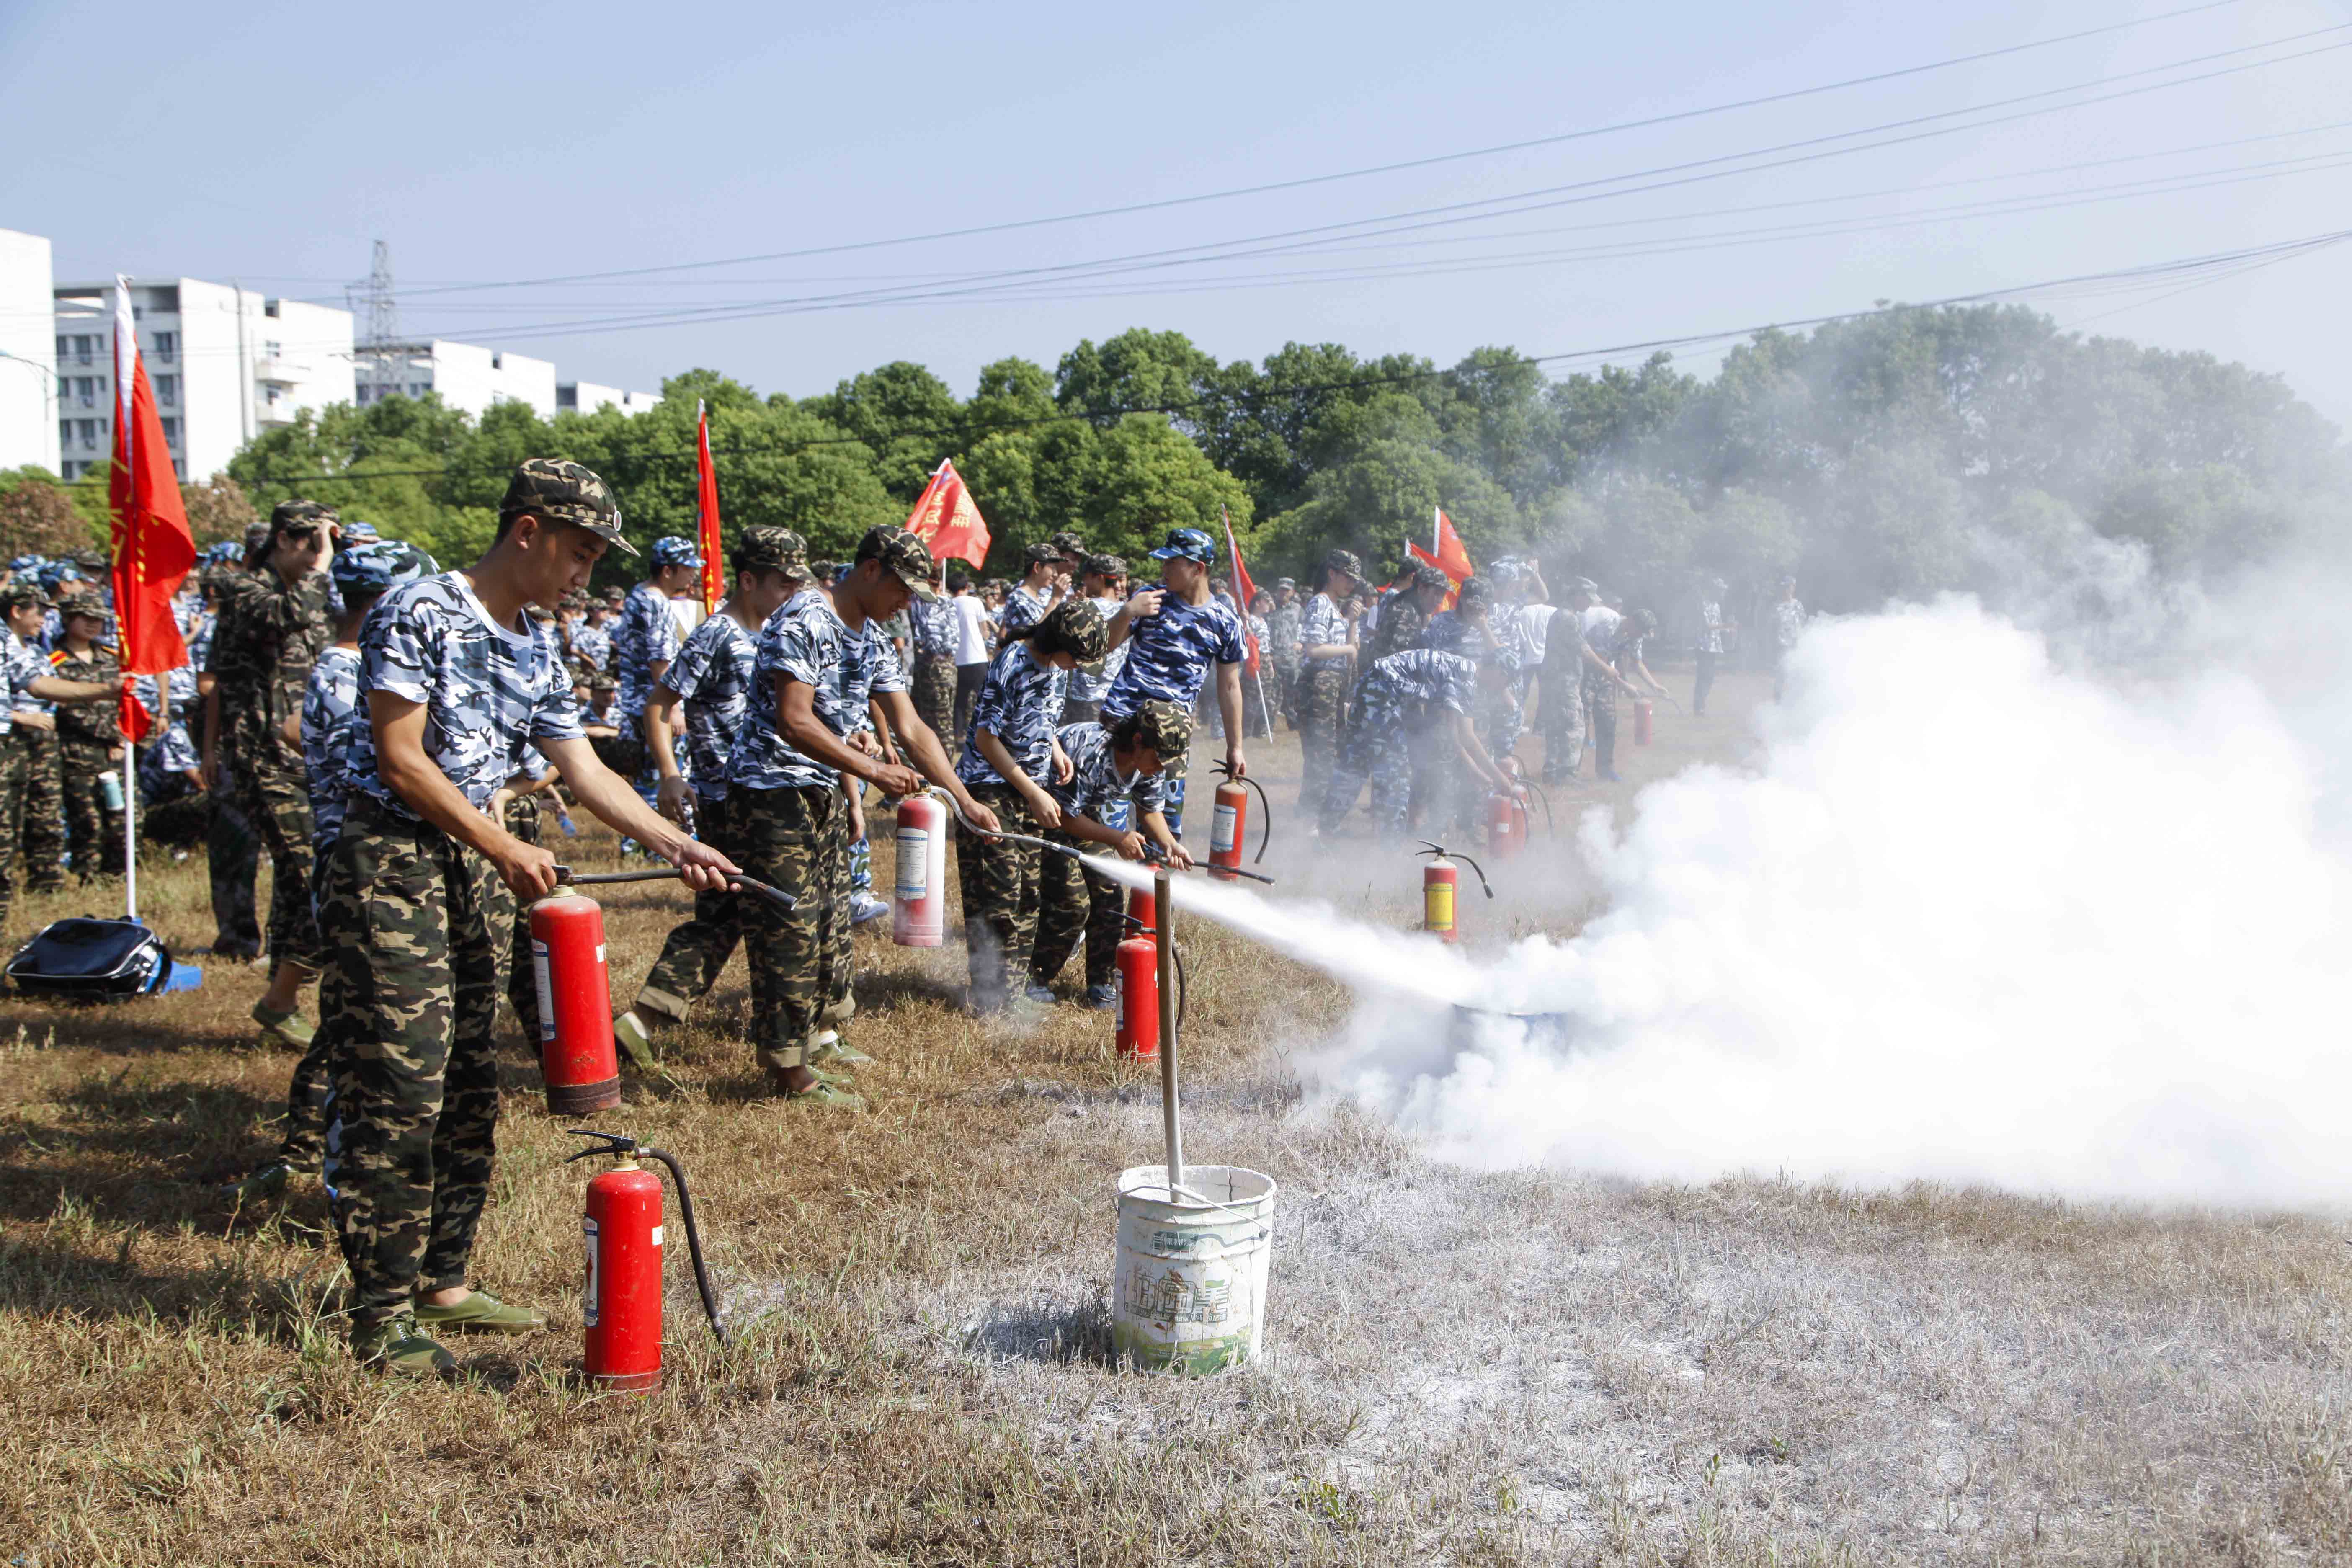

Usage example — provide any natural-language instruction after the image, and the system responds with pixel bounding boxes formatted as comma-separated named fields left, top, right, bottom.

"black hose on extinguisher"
left=640, top=1145, right=729, bottom=1350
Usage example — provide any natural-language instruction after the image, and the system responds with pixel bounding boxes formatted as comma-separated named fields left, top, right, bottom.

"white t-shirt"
left=951, top=594, right=991, bottom=665
left=1510, top=601, right=1552, bottom=667
left=668, top=595, right=706, bottom=645
left=1581, top=605, right=1623, bottom=639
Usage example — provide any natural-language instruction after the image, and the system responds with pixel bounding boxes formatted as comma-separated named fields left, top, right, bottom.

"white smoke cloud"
left=1215, top=594, right=2352, bottom=1205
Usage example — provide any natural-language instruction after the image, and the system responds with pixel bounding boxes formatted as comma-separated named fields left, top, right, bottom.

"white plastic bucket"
left=1112, top=1165, right=1275, bottom=1373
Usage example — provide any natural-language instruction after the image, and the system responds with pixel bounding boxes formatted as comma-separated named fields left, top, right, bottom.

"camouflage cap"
left=55, top=589, right=108, bottom=619
left=1321, top=548, right=1365, bottom=584
left=1274, top=576, right=1296, bottom=590
left=1021, top=540, right=1065, bottom=569
left=333, top=539, right=437, bottom=597
left=1148, top=528, right=1217, bottom=565
left=269, top=499, right=338, bottom=534
left=1456, top=576, right=1496, bottom=611
left=499, top=458, right=635, bottom=557
left=242, top=521, right=270, bottom=554
left=1081, top=552, right=1127, bottom=581
left=6, top=555, right=39, bottom=573
left=732, top=525, right=809, bottom=577
left=588, top=674, right=617, bottom=694
left=557, top=588, right=589, bottom=612
left=1408, top=563, right=1450, bottom=593
left=0, top=583, right=53, bottom=612
left=340, top=518, right=382, bottom=544
left=1048, top=530, right=1087, bottom=562
left=70, top=550, right=107, bottom=573
left=852, top=525, right=939, bottom=601
left=650, top=535, right=702, bottom=569
left=1629, top=607, right=1658, bottom=634
left=1125, top=698, right=1191, bottom=774
left=1032, top=596, right=1110, bottom=664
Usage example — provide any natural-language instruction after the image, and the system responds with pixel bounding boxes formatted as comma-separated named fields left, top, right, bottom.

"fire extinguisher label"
left=895, top=829, right=929, bottom=899
left=650, top=1225, right=664, bottom=1247
left=1212, top=804, right=1238, bottom=855
left=1425, top=881, right=1455, bottom=931
left=595, top=943, right=606, bottom=967
left=581, top=1215, right=600, bottom=1327
left=532, top=940, right=556, bottom=1043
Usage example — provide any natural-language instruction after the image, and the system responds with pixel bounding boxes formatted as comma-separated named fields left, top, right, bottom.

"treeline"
left=5, top=303, right=2340, bottom=611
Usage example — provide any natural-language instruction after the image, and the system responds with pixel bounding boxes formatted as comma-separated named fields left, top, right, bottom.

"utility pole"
left=353, top=239, right=399, bottom=401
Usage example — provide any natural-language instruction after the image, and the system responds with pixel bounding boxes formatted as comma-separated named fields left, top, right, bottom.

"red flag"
left=107, top=278, right=194, bottom=680
left=118, top=683, right=153, bottom=743
left=1431, top=507, right=1473, bottom=580
left=1220, top=506, right=1260, bottom=674
left=695, top=400, right=724, bottom=612
left=904, top=459, right=991, bottom=569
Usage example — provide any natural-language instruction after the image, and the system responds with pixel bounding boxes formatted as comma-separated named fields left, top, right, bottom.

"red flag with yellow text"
left=904, top=459, right=990, bottom=570
left=695, top=400, right=724, bottom=611
left=106, top=277, right=193, bottom=737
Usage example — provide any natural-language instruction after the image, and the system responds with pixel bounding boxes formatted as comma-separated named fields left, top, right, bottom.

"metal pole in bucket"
left=1153, top=865, right=1181, bottom=1188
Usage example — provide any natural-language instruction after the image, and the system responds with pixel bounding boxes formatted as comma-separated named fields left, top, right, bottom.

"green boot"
left=613, top=1012, right=660, bottom=1074
left=352, top=1313, right=455, bottom=1377
left=412, top=1291, right=546, bottom=1336
left=806, top=1030, right=874, bottom=1068
left=252, top=1001, right=315, bottom=1048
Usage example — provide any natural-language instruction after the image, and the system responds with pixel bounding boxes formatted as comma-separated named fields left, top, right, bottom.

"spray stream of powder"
left=1161, top=596, right=2352, bottom=1206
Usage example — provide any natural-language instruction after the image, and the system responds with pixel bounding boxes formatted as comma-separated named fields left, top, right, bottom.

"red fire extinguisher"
left=1486, top=788, right=1531, bottom=858
left=1634, top=698, right=1654, bottom=746
left=1416, top=841, right=1494, bottom=943
left=530, top=891, right=622, bottom=1116
left=566, top=1130, right=729, bottom=1394
left=892, top=792, right=948, bottom=947
left=1114, top=907, right=1184, bottom=1059
left=1125, top=883, right=1156, bottom=934
left=1207, top=762, right=1271, bottom=882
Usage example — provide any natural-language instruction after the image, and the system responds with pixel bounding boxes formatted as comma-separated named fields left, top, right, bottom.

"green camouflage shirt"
left=206, top=565, right=335, bottom=735
left=50, top=647, right=120, bottom=757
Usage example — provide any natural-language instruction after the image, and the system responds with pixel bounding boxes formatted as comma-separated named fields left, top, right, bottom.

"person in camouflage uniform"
left=614, top=526, right=810, bottom=1068
left=1320, top=648, right=1509, bottom=840
left=607, top=536, right=701, bottom=794
left=49, top=593, right=125, bottom=885
left=1293, top=549, right=1364, bottom=813
left=904, top=568, right=960, bottom=744
left=0, top=585, right=117, bottom=927
left=1057, top=553, right=1127, bottom=727
left=4, top=587, right=69, bottom=896
left=188, top=562, right=264, bottom=957
left=209, top=500, right=339, bottom=1044
left=1028, top=700, right=1190, bottom=1005
left=320, top=460, right=737, bottom=1376
left=727, top=526, right=1001, bottom=1102
left=1265, top=578, right=1302, bottom=730
left=953, top=597, right=1106, bottom=1011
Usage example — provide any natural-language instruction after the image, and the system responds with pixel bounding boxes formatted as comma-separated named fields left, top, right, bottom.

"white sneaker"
left=851, top=894, right=890, bottom=926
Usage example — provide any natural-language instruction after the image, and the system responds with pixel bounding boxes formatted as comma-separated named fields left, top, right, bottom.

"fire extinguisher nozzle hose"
left=641, top=1145, right=730, bottom=1351
left=550, top=864, right=796, bottom=912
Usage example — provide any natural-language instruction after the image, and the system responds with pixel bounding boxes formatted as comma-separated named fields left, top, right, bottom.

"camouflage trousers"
left=1296, top=665, right=1349, bottom=811
left=320, top=798, right=516, bottom=1331
left=1271, top=655, right=1301, bottom=728
left=635, top=791, right=750, bottom=1028
left=226, top=727, right=323, bottom=969
left=735, top=782, right=853, bottom=1075
left=1539, top=669, right=1585, bottom=784
left=1320, top=696, right=1419, bottom=840
left=208, top=785, right=262, bottom=958
left=1030, top=828, right=1125, bottom=993
left=956, top=783, right=1039, bottom=1012
left=503, top=795, right=543, bottom=1042
left=11, top=727, right=65, bottom=897
left=1584, top=674, right=1620, bottom=777
left=60, top=743, right=125, bottom=885
left=0, top=729, right=35, bottom=926
left=272, top=846, right=340, bottom=1172
left=912, top=655, right=957, bottom=749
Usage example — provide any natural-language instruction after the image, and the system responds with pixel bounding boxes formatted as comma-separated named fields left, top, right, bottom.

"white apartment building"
left=358, top=340, right=557, bottom=419
left=50, top=276, right=356, bottom=482
left=557, top=381, right=661, bottom=417
left=0, top=230, right=61, bottom=475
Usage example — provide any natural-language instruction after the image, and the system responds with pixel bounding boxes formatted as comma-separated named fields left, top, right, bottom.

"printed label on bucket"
left=1212, top=804, right=1238, bottom=855
left=1424, top=881, right=1455, bottom=931
left=531, top=940, right=556, bottom=1042
left=896, top=829, right=929, bottom=900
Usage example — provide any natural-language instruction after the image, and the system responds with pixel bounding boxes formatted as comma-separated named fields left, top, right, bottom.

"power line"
left=379, top=0, right=2250, bottom=302
left=187, top=228, right=2349, bottom=492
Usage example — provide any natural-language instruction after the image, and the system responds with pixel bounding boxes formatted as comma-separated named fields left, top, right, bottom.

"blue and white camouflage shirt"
left=302, top=643, right=364, bottom=852
left=1000, top=583, right=1053, bottom=637
left=1362, top=648, right=1480, bottom=720
left=1420, top=609, right=1515, bottom=670
left=571, top=619, right=613, bottom=673
left=907, top=595, right=959, bottom=659
left=1063, top=595, right=1125, bottom=708
left=612, top=583, right=678, bottom=741
left=1045, top=719, right=1167, bottom=822
left=728, top=589, right=908, bottom=793
left=343, top=573, right=587, bottom=820
left=956, top=640, right=1066, bottom=789
left=662, top=609, right=760, bottom=802
left=1299, top=591, right=1351, bottom=669
left=0, top=631, right=46, bottom=737
left=1100, top=590, right=1246, bottom=722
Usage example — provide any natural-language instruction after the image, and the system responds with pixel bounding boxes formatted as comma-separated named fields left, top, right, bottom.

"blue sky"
left=7, top=0, right=2349, bottom=424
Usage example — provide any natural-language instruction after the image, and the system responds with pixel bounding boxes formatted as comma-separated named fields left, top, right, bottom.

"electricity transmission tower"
left=348, top=240, right=401, bottom=400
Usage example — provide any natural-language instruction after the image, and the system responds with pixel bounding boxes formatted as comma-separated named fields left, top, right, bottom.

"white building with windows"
left=49, top=276, right=355, bottom=482
left=557, top=381, right=660, bottom=417
left=0, top=230, right=62, bottom=475
left=358, top=340, right=557, bottom=419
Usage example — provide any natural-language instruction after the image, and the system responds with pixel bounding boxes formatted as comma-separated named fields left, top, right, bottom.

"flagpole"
left=123, top=717, right=137, bottom=922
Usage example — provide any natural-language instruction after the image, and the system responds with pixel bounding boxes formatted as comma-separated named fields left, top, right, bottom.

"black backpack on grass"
left=6, top=917, right=175, bottom=1001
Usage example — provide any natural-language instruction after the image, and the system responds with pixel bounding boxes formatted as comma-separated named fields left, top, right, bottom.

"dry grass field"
left=4, top=662, right=2348, bottom=1565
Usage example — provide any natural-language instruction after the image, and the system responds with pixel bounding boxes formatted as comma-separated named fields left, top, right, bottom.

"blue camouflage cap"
left=8, top=555, right=40, bottom=573
left=340, top=518, right=382, bottom=544
left=332, top=539, right=438, bottom=597
left=1148, top=527, right=1217, bottom=564
left=651, top=536, right=703, bottom=569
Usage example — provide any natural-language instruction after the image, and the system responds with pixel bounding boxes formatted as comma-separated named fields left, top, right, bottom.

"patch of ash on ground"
left=885, top=1086, right=2352, bottom=1559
